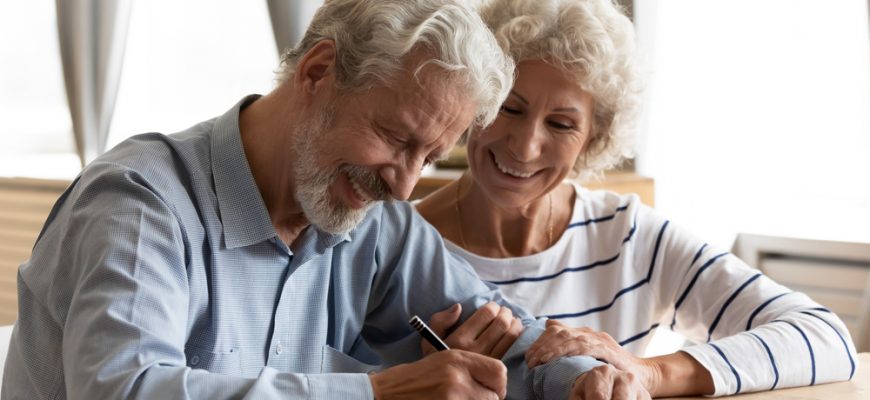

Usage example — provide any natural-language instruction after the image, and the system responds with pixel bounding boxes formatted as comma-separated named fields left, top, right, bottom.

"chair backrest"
left=732, top=233, right=870, bottom=352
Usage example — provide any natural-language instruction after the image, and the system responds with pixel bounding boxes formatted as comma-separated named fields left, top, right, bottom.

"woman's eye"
left=548, top=121, right=574, bottom=130
left=500, top=105, right=521, bottom=115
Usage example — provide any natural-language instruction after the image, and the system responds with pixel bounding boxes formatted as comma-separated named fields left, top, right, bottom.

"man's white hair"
left=277, top=0, right=514, bottom=129
left=480, top=0, right=642, bottom=179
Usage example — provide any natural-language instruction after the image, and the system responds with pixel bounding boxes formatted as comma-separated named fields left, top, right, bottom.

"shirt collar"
left=210, top=95, right=351, bottom=250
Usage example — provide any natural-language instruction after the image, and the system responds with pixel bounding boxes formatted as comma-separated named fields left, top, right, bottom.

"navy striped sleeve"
left=670, top=252, right=729, bottom=329
left=749, top=332, right=779, bottom=390
left=774, top=319, right=816, bottom=385
left=706, top=273, right=762, bottom=342
left=745, top=292, right=790, bottom=330
left=799, top=311, right=855, bottom=380
left=710, top=343, right=742, bottom=394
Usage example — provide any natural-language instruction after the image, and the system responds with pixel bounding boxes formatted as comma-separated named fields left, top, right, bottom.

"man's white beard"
left=292, top=106, right=388, bottom=235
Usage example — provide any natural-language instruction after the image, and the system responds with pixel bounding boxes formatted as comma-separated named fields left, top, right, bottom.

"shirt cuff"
left=533, top=355, right=604, bottom=399
left=307, top=373, right=375, bottom=399
left=681, top=345, right=731, bottom=397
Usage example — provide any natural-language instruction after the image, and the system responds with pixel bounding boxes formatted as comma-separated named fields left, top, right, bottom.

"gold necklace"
left=454, top=174, right=553, bottom=250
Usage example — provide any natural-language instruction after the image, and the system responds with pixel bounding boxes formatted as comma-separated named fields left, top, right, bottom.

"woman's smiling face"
left=467, top=60, right=596, bottom=208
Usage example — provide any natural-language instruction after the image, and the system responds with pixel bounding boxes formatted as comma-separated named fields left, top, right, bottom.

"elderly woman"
left=416, top=0, right=858, bottom=397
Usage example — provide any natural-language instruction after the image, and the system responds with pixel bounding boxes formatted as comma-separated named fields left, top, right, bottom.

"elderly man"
left=2, top=1, right=609, bottom=399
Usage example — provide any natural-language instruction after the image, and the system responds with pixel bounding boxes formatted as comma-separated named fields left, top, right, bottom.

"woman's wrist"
left=641, top=352, right=714, bottom=397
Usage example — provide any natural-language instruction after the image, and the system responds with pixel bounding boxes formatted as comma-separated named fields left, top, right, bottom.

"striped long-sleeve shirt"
left=444, top=183, right=858, bottom=396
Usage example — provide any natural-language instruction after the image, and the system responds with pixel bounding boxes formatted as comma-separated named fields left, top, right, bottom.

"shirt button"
left=276, top=342, right=284, bottom=355
left=190, top=355, right=200, bottom=365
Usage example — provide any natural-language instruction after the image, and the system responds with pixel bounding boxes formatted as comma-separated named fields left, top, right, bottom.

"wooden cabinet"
left=411, top=169, right=655, bottom=206
left=0, top=177, right=71, bottom=325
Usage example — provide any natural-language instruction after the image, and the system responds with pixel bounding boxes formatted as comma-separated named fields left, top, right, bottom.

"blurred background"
left=0, top=0, right=868, bottom=354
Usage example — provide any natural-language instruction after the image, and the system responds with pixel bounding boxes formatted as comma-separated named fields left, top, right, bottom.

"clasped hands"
left=370, top=302, right=651, bottom=399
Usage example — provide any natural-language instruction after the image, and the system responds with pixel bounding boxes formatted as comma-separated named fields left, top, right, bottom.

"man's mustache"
left=342, top=164, right=393, bottom=202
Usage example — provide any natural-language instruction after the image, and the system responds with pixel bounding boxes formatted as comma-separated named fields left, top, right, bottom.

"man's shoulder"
left=100, top=120, right=214, bottom=172
left=361, top=201, right=433, bottom=233
left=77, top=120, right=217, bottom=197
left=348, top=201, right=443, bottom=251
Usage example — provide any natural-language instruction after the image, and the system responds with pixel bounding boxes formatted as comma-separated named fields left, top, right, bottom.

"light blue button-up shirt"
left=2, top=96, right=601, bottom=399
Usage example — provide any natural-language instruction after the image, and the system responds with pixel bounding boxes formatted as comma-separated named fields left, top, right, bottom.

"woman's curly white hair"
left=479, top=0, right=642, bottom=179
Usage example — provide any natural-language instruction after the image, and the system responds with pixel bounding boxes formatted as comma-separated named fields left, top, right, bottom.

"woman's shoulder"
left=413, top=180, right=463, bottom=242
left=570, top=182, right=647, bottom=219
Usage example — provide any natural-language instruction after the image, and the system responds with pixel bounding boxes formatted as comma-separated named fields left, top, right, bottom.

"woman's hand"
left=526, top=320, right=658, bottom=394
left=570, top=364, right=651, bottom=400
left=421, top=302, right=523, bottom=359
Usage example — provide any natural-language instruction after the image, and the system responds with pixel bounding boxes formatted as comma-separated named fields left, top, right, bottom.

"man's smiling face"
left=292, top=66, right=475, bottom=234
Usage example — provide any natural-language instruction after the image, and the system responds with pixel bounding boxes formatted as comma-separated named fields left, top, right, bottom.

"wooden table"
left=663, top=352, right=869, bottom=399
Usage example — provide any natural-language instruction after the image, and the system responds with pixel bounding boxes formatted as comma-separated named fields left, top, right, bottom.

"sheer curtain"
left=107, top=1, right=278, bottom=150
left=266, top=0, right=323, bottom=56
left=1, top=2, right=280, bottom=178
left=634, top=0, right=870, bottom=248
left=56, top=0, right=132, bottom=167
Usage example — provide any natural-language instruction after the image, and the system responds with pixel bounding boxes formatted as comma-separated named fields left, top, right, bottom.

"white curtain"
left=56, top=0, right=132, bottom=167
left=266, top=0, right=322, bottom=57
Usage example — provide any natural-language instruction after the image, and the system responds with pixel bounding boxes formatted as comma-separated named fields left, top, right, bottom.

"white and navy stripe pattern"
left=446, top=184, right=858, bottom=396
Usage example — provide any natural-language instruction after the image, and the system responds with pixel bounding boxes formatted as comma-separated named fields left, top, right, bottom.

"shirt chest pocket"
left=185, top=344, right=242, bottom=375
left=320, top=344, right=379, bottom=374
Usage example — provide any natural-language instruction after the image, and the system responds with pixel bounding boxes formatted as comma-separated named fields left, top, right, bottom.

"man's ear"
left=294, top=40, right=338, bottom=98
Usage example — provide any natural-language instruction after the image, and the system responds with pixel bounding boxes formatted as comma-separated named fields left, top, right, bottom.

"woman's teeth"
left=495, top=159, right=535, bottom=178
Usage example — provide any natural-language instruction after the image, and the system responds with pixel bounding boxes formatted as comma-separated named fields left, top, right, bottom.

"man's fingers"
left=584, top=366, right=615, bottom=400
left=611, top=371, right=637, bottom=400
left=465, top=381, right=501, bottom=400
left=428, top=303, right=462, bottom=337
left=490, top=317, right=523, bottom=359
left=474, top=305, right=515, bottom=355
left=572, top=364, right=650, bottom=400
left=422, top=304, right=462, bottom=356
left=457, top=350, right=508, bottom=399
left=452, top=302, right=501, bottom=343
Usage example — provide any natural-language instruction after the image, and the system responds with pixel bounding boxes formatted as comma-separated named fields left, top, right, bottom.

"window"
left=635, top=0, right=870, bottom=247
left=0, top=1, right=284, bottom=178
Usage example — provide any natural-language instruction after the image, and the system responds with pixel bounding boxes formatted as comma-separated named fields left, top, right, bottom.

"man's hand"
left=369, top=349, right=507, bottom=400
left=571, top=364, right=651, bottom=400
left=422, top=302, right=523, bottom=359
left=526, top=320, right=657, bottom=392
